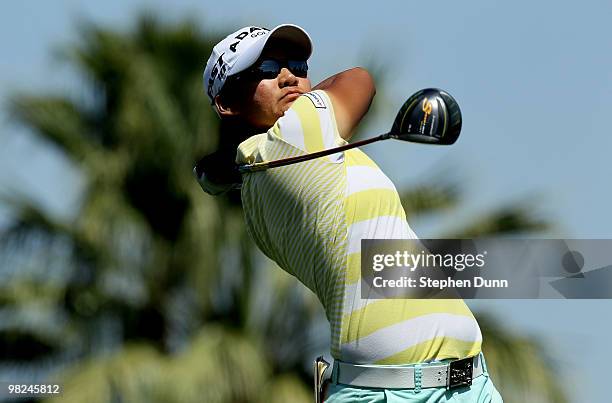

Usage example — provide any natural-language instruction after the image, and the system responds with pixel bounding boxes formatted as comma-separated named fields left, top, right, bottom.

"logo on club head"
left=420, top=97, right=433, bottom=134
left=422, top=98, right=433, bottom=115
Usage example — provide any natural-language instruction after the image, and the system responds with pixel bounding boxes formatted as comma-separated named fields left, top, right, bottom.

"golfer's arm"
left=313, top=67, right=375, bottom=141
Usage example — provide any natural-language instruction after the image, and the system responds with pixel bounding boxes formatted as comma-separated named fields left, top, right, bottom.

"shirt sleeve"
left=271, top=90, right=347, bottom=163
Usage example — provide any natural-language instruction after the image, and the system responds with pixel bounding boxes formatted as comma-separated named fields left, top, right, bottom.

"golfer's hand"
left=194, top=150, right=241, bottom=196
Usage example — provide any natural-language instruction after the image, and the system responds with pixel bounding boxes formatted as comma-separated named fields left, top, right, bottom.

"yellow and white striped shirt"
left=237, top=90, right=482, bottom=364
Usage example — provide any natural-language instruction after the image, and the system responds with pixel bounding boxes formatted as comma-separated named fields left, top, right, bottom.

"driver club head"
left=389, top=88, right=462, bottom=145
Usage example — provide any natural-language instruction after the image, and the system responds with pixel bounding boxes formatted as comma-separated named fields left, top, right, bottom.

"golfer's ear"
left=214, top=95, right=240, bottom=118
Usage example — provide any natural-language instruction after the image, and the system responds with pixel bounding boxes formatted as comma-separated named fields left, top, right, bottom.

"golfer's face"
left=240, top=45, right=312, bottom=129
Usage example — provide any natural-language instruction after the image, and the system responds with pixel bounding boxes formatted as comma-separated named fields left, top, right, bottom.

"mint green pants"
left=324, top=355, right=503, bottom=403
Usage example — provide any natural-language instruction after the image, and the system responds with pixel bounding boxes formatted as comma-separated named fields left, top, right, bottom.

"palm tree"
left=0, top=13, right=565, bottom=403
left=1, top=13, right=317, bottom=403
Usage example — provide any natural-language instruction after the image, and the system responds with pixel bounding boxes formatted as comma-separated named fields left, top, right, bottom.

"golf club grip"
left=238, top=134, right=388, bottom=173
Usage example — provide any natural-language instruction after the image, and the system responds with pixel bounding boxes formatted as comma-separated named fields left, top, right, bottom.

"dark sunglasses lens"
left=288, top=60, right=308, bottom=77
left=247, top=60, right=308, bottom=80
left=257, top=60, right=281, bottom=79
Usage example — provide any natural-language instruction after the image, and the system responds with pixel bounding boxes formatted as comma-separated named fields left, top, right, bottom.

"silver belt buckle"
left=447, top=356, right=473, bottom=389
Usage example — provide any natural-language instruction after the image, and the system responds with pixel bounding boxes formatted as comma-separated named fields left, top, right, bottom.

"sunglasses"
left=233, top=59, right=309, bottom=82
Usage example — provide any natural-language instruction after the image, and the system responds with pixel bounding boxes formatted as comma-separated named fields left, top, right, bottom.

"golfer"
left=197, top=24, right=503, bottom=403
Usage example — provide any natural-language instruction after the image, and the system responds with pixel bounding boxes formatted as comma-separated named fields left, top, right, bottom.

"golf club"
left=237, top=88, right=462, bottom=173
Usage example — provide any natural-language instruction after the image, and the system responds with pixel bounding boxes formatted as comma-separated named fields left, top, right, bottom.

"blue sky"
left=1, top=1, right=611, bottom=401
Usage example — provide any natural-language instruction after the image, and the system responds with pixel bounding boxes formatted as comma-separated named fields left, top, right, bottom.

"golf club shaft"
left=238, top=133, right=391, bottom=173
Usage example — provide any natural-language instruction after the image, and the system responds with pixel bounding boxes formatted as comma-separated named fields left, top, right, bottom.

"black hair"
left=216, top=75, right=250, bottom=111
